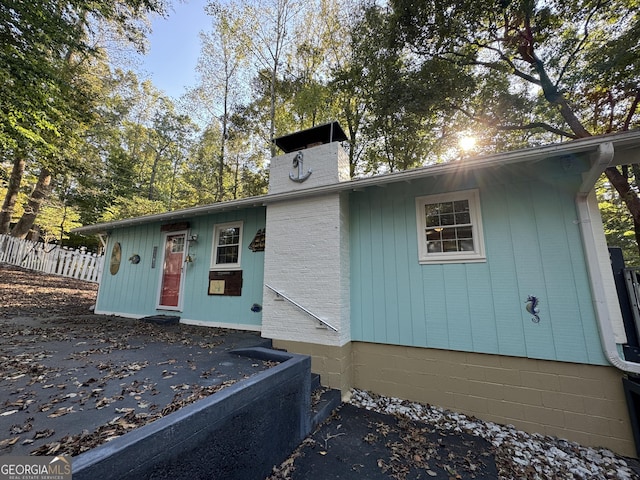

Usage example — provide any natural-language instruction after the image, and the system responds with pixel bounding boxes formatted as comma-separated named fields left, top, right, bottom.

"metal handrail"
left=264, top=284, right=338, bottom=332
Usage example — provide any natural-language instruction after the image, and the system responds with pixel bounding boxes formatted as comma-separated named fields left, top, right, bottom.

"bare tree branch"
left=496, top=123, right=577, bottom=138
left=556, top=1, right=603, bottom=86
left=445, top=49, right=542, bottom=85
left=624, top=89, right=640, bottom=131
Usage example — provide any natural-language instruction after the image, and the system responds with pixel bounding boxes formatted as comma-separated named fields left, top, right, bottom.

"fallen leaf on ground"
left=34, top=429, right=55, bottom=439
left=0, top=436, right=20, bottom=448
left=48, top=407, right=74, bottom=418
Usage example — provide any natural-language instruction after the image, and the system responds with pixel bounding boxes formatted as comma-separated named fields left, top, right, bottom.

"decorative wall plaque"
left=208, top=280, right=226, bottom=295
left=208, top=270, right=243, bottom=296
left=248, top=228, right=266, bottom=252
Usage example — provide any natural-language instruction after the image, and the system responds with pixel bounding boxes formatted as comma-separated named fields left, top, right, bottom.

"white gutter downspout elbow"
left=576, top=141, right=640, bottom=374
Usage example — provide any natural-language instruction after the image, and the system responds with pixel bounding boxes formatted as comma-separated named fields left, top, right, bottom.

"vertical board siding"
left=482, top=187, right=528, bottom=357
left=394, top=196, right=414, bottom=346
left=98, top=224, right=159, bottom=316
left=422, top=264, right=449, bottom=349
left=534, top=181, right=589, bottom=362
left=443, top=264, right=473, bottom=351
left=562, top=194, right=607, bottom=364
left=505, top=181, right=558, bottom=361
left=349, top=201, right=364, bottom=341
left=405, top=199, right=428, bottom=347
left=96, top=208, right=266, bottom=328
left=466, top=262, right=499, bottom=354
left=369, top=196, right=387, bottom=343
left=382, top=196, right=401, bottom=344
left=350, top=159, right=608, bottom=366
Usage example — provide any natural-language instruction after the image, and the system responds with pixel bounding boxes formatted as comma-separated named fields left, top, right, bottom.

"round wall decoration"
left=110, top=242, right=122, bottom=275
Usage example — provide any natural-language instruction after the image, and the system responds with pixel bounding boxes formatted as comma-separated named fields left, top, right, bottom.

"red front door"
left=159, top=233, right=185, bottom=308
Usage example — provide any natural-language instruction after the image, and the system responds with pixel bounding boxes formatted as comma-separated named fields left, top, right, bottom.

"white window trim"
left=211, top=221, right=243, bottom=270
left=415, top=189, right=486, bottom=264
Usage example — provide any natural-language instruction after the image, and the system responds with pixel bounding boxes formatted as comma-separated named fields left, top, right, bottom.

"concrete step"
left=311, top=372, right=321, bottom=392
left=310, top=375, right=342, bottom=430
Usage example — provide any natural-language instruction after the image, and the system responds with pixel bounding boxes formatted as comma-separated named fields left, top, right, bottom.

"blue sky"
left=137, top=0, right=212, bottom=99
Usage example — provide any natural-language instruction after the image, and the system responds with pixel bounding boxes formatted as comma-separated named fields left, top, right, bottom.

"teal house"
left=91, top=204, right=267, bottom=331
left=75, top=125, right=640, bottom=457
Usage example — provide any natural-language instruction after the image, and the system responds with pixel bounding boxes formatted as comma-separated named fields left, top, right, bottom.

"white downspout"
left=576, top=141, right=640, bottom=374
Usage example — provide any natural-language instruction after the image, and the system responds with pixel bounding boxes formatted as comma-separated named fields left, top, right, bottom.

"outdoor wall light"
left=129, top=254, right=141, bottom=264
left=188, top=234, right=198, bottom=243
left=185, top=254, right=195, bottom=263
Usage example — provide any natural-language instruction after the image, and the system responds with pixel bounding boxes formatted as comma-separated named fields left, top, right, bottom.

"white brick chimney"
left=268, top=142, right=351, bottom=194
left=262, top=123, right=351, bottom=347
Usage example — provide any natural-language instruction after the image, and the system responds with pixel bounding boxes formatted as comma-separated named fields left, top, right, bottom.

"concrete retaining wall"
left=72, top=348, right=311, bottom=480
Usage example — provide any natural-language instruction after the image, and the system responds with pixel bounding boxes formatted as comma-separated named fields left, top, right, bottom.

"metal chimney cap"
left=273, top=121, right=348, bottom=154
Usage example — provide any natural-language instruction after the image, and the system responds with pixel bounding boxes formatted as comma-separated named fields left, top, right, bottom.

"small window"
left=171, top=236, right=185, bottom=253
left=415, top=190, right=485, bottom=263
left=211, top=221, right=243, bottom=270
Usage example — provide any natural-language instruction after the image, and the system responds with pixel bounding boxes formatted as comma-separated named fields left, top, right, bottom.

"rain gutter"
left=575, top=141, right=640, bottom=374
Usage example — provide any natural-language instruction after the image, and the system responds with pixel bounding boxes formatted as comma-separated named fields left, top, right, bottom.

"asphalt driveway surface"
left=0, top=264, right=271, bottom=457
left=4, top=263, right=640, bottom=479
left=276, top=403, right=498, bottom=480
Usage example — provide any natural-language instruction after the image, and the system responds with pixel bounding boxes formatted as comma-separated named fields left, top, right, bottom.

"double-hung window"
left=415, top=189, right=485, bottom=264
left=211, top=221, right=243, bottom=270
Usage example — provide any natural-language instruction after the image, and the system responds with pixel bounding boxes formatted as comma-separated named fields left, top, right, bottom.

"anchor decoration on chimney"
left=289, top=151, right=312, bottom=183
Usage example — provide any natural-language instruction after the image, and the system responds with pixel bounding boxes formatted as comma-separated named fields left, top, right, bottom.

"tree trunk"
left=533, top=56, right=640, bottom=257
left=0, top=156, right=26, bottom=234
left=533, top=59, right=591, bottom=139
left=11, top=168, right=52, bottom=239
left=218, top=80, right=229, bottom=202
left=148, top=152, right=161, bottom=200
left=269, top=64, right=277, bottom=158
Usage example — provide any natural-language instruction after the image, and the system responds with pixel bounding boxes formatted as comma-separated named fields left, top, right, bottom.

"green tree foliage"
left=188, top=1, right=251, bottom=201
left=37, top=202, right=82, bottom=244
left=320, top=0, right=367, bottom=176
left=100, top=196, right=168, bottom=223
left=3, top=0, right=637, bottom=262
left=597, top=177, right=640, bottom=266
left=0, top=0, right=167, bottom=154
left=382, top=0, right=640, bottom=254
left=76, top=74, right=197, bottom=222
left=70, top=69, right=144, bottom=225
left=0, top=0, right=168, bottom=238
left=347, top=6, right=462, bottom=173
left=241, top=0, right=303, bottom=156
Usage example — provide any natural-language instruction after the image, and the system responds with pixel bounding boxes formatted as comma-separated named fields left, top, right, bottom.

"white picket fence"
left=0, top=234, right=104, bottom=283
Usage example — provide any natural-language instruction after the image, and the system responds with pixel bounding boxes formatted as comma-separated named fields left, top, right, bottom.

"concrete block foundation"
left=274, top=339, right=636, bottom=457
